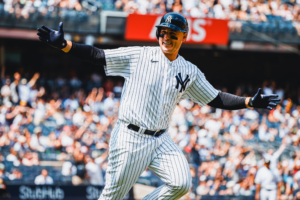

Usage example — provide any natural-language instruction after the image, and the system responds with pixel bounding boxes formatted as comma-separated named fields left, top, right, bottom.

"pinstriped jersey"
left=104, top=46, right=218, bottom=130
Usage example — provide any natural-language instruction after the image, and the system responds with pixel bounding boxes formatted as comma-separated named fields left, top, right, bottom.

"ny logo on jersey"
left=175, top=73, right=190, bottom=92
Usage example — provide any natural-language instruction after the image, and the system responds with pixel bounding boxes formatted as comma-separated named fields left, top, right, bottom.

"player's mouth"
left=163, top=41, right=172, bottom=46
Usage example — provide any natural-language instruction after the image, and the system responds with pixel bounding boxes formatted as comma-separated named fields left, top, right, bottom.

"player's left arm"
left=184, top=69, right=279, bottom=110
left=208, top=88, right=280, bottom=110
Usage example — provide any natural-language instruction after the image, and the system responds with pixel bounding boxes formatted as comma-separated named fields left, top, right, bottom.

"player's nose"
left=163, top=32, right=171, bottom=40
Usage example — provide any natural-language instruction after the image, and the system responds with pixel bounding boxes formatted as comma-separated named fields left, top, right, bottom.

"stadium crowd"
left=116, top=0, right=300, bottom=22
left=1, top=0, right=300, bottom=22
left=0, top=71, right=300, bottom=199
left=2, top=0, right=300, bottom=36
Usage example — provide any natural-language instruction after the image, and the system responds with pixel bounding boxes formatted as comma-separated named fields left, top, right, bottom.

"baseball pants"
left=99, top=120, right=192, bottom=200
left=260, top=188, right=277, bottom=200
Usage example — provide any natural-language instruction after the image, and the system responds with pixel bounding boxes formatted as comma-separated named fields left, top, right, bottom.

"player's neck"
left=162, top=52, right=179, bottom=62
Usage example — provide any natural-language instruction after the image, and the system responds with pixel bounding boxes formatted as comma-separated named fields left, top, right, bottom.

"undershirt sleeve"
left=68, top=42, right=106, bottom=66
left=208, top=92, right=247, bottom=110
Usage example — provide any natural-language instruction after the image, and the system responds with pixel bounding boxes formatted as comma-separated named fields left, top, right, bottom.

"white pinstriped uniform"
left=99, top=46, right=218, bottom=200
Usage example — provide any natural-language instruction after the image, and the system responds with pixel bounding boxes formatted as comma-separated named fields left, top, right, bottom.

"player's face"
left=159, top=27, right=187, bottom=60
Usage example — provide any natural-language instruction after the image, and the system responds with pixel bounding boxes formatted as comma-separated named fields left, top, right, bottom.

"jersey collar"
left=158, top=47, right=181, bottom=65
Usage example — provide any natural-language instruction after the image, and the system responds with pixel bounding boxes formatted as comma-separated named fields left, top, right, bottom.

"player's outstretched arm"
left=37, top=22, right=67, bottom=50
left=37, top=22, right=106, bottom=66
left=247, top=88, right=280, bottom=110
left=208, top=88, right=280, bottom=110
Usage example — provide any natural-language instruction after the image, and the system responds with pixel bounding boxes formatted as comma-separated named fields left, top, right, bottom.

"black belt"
left=127, top=124, right=166, bottom=137
left=262, top=188, right=276, bottom=191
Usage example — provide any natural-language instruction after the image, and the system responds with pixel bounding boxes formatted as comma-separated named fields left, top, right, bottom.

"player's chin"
left=161, top=45, right=174, bottom=53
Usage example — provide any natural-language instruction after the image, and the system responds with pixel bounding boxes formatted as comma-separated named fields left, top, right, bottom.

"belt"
left=127, top=124, right=166, bottom=137
left=262, top=188, right=276, bottom=191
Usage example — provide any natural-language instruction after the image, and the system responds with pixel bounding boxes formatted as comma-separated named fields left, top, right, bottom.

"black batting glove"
left=37, top=22, right=67, bottom=49
left=249, top=88, right=280, bottom=110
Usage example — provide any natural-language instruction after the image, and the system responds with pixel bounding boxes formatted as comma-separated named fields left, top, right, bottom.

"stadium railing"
left=0, top=5, right=101, bottom=33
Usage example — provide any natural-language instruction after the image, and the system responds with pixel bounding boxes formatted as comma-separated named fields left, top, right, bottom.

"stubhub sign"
left=125, top=14, right=229, bottom=45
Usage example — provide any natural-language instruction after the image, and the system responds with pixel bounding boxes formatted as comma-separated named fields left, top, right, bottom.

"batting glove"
left=37, top=22, right=67, bottom=49
left=249, top=88, right=280, bottom=110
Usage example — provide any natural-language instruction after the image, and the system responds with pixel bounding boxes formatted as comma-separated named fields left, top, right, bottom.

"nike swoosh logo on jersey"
left=151, top=59, right=158, bottom=62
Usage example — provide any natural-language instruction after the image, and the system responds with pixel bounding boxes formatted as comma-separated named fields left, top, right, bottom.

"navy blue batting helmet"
left=156, top=13, right=189, bottom=40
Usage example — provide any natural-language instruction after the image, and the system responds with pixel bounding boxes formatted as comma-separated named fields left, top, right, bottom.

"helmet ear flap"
left=156, top=27, right=161, bottom=41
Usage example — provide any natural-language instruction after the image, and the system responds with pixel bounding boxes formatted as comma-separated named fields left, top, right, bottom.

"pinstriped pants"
left=99, top=120, right=192, bottom=200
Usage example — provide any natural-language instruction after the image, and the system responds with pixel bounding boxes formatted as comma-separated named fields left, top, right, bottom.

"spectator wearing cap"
left=255, top=156, right=282, bottom=200
left=34, top=169, right=53, bottom=185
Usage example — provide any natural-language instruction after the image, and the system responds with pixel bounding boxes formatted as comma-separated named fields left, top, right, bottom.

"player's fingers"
left=257, top=88, right=262, bottom=95
left=267, top=106, right=273, bottom=110
left=37, top=28, right=49, bottom=34
left=41, top=25, right=52, bottom=33
left=262, top=94, right=279, bottom=99
left=270, top=99, right=280, bottom=102
left=37, top=32, right=48, bottom=38
left=38, top=36, right=48, bottom=42
left=268, top=102, right=277, bottom=107
left=58, top=22, right=64, bottom=33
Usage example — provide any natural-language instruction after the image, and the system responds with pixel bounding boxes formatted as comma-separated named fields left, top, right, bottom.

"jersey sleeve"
left=254, top=170, right=261, bottom=184
left=104, top=47, right=143, bottom=78
left=182, top=69, right=218, bottom=107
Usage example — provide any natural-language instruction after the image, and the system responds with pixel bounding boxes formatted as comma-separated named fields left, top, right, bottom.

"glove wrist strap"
left=248, top=97, right=254, bottom=107
left=61, top=39, right=67, bottom=49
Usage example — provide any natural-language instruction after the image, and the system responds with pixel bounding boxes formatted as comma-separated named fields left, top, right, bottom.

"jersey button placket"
left=157, top=61, right=168, bottom=128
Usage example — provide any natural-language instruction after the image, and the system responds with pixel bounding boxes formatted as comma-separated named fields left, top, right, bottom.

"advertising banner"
left=125, top=14, right=229, bottom=45
left=5, top=185, right=134, bottom=200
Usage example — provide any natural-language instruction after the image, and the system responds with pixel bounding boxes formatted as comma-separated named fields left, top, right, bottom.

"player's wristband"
left=248, top=97, right=254, bottom=107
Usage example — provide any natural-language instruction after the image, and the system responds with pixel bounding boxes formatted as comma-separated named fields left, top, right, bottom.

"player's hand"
left=37, top=22, right=67, bottom=49
left=249, top=88, right=280, bottom=110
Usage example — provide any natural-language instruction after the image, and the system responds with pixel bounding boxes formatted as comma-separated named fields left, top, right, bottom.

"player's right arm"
left=37, top=22, right=141, bottom=78
left=255, top=184, right=260, bottom=200
left=37, top=22, right=106, bottom=66
left=254, top=170, right=261, bottom=200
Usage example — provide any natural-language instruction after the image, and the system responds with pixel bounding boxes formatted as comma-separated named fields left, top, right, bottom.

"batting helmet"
left=156, top=13, right=189, bottom=41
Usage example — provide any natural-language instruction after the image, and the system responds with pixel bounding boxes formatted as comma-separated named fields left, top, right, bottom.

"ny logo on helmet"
left=166, top=15, right=172, bottom=23
left=175, top=73, right=190, bottom=92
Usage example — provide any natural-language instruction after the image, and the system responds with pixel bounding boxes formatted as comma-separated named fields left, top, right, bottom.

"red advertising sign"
left=125, top=14, right=229, bottom=45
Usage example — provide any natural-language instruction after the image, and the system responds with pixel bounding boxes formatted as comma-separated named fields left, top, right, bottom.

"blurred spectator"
left=1, top=79, right=11, bottom=105
left=254, top=156, right=281, bottom=200
left=84, top=151, right=108, bottom=185
left=0, top=178, right=6, bottom=198
left=22, top=151, right=39, bottom=166
left=0, top=164, right=7, bottom=181
left=18, top=73, right=39, bottom=105
left=34, top=169, right=53, bottom=185
left=8, top=168, right=23, bottom=180
left=10, top=72, right=21, bottom=105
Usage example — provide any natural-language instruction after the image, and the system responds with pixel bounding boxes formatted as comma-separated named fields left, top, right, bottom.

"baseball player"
left=37, top=13, right=280, bottom=200
left=255, top=156, right=282, bottom=200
